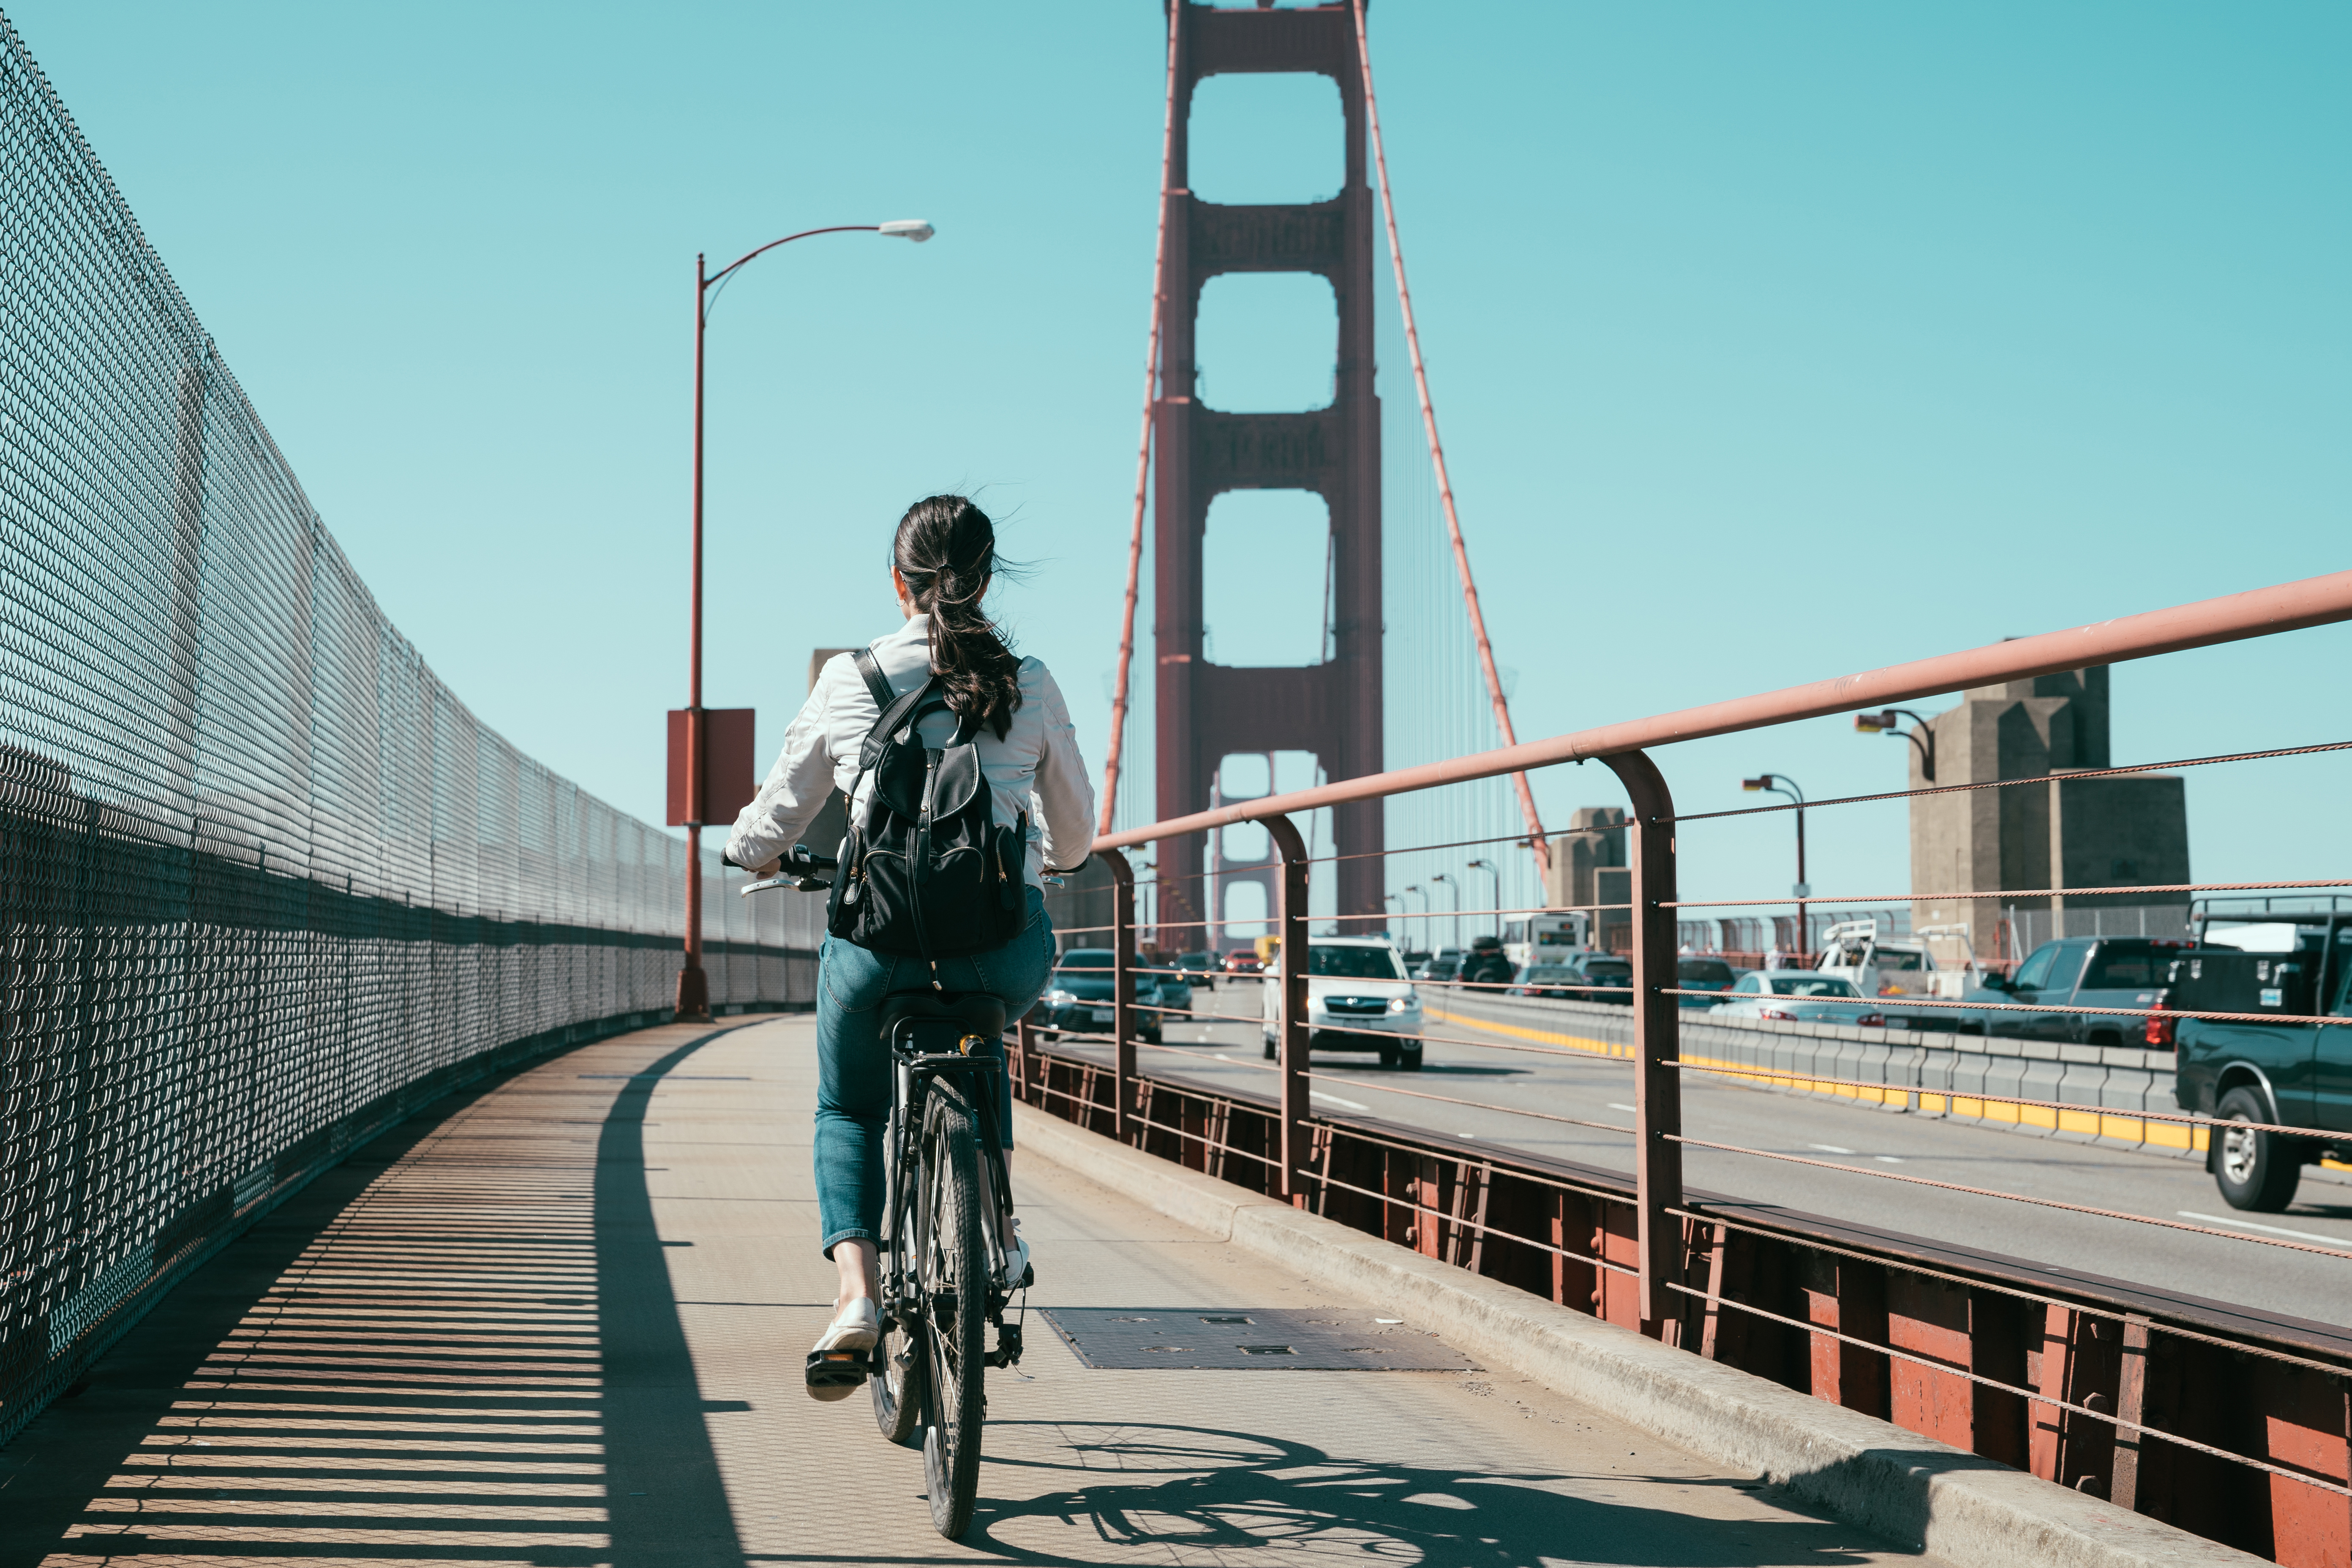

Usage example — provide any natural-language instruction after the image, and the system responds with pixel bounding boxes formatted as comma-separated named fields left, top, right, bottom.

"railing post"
left=1603, top=750, right=1684, bottom=1329
left=1264, top=813, right=1311, bottom=1203
left=1103, top=848, right=1137, bottom=1143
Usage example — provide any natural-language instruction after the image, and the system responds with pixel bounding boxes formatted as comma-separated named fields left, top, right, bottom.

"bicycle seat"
left=880, top=991, right=1006, bottom=1051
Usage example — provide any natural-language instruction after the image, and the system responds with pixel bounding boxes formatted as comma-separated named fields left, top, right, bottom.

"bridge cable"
left=1352, top=0, right=1552, bottom=884
left=1096, top=0, right=1183, bottom=845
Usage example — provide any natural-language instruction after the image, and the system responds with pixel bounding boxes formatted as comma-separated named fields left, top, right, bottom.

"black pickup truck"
left=1956, top=936, right=2196, bottom=1046
left=2166, top=919, right=2352, bottom=1211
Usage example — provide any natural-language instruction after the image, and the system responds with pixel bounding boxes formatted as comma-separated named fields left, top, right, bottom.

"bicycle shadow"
left=957, top=1421, right=1897, bottom=1567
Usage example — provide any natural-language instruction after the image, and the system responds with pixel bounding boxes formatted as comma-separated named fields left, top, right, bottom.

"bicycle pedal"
left=804, top=1347, right=875, bottom=1392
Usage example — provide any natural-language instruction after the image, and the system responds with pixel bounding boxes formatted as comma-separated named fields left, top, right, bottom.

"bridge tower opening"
left=1154, top=1, right=1384, bottom=942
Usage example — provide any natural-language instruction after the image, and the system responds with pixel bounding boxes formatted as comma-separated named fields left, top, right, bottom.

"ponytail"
left=892, top=495, right=1023, bottom=739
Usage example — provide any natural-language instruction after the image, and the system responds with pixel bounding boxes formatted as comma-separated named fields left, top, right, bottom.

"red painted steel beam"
left=1097, top=569, right=2352, bottom=853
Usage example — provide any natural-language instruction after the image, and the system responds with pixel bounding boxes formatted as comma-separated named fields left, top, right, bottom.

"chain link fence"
left=0, top=16, right=819, bottom=1445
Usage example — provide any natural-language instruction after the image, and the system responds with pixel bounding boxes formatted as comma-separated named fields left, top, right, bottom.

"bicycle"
left=744, top=845, right=1029, bottom=1540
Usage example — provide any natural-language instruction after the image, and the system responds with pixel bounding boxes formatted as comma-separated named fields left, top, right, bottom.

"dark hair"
left=893, top=495, right=1023, bottom=739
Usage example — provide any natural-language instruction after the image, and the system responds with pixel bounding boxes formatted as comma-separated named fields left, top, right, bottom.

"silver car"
left=1709, top=971, right=1884, bottom=1026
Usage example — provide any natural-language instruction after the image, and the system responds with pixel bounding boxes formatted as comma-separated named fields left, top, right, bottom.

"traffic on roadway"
left=1046, top=929, right=2352, bottom=1333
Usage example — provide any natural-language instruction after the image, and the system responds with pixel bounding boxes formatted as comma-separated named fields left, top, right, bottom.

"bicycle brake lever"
left=739, top=874, right=833, bottom=897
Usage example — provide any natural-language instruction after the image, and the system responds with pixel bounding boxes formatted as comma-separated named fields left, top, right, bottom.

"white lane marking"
left=1875, top=1156, right=1906, bottom=1164
left=1607, top=1103, right=1637, bottom=1113
left=1311, top=1091, right=1370, bottom=1111
left=2178, top=1211, right=2352, bottom=1249
left=1808, top=1143, right=1856, bottom=1155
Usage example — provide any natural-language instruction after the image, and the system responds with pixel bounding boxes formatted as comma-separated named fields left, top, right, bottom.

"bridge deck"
left=0, top=1017, right=1938, bottom=1567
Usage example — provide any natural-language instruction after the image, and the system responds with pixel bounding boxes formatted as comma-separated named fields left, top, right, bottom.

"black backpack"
left=826, top=649, right=1028, bottom=971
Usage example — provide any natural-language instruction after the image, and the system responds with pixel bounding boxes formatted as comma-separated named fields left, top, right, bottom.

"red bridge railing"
left=1029, top=569, right=2352, bottom=1564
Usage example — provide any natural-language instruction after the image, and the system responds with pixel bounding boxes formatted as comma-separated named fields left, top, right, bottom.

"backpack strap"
left=850, top=647, right=899, bottom=713
left=852, top=649, right=940, bottom=777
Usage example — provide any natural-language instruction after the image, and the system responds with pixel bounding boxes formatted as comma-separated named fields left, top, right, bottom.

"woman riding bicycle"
left=724, top=494, right=1095, bottom=1401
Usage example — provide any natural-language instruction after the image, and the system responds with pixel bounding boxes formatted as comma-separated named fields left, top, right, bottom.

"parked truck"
left=2166, top=914, right=2352, bottom=1211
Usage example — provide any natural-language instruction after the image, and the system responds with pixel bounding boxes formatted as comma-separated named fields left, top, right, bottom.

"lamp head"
left=1741, top=776, right=1771, bottom=792
left=1854, top=711, right=1897, bottom=734
left=878, top=219, right=935, bottom=242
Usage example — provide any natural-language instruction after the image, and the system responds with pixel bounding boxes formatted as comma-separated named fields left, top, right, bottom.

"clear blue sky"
left=13, top=0, right=2345, bottom=909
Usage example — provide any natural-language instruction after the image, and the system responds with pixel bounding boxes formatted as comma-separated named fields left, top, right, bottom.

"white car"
left=1710, top=971, right=1885, bottom=1026
left=1260, top=937, right=1425, bottom=1070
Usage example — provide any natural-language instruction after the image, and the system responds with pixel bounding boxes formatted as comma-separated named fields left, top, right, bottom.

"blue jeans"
left=814, top=886, right=1054, bottom=1258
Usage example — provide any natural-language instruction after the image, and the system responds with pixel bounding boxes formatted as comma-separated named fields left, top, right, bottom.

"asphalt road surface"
left=1073, top=979, right=2352, bottom=1332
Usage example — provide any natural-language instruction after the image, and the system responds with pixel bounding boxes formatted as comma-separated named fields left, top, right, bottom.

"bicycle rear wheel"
left=918, top=1083, right=987, bottom=1540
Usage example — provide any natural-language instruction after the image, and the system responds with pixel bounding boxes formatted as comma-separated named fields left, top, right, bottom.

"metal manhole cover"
left=1037, top=1307, right=1475, bottom=1371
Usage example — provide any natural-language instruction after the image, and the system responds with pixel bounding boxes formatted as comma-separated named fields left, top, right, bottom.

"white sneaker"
left=805, top=1299, right=879, bottom=1402
left=1000, top=1220, right=1034, bottom=1291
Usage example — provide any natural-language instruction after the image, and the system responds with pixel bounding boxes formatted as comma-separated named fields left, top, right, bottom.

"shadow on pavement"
left=0, top=1023, right=754, bottom=1568
left=946, top=1421, right=1902, bottom=1568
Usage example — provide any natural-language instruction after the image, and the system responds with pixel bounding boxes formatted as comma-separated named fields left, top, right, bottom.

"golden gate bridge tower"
left=1153, top=1, right=1384, bottom=937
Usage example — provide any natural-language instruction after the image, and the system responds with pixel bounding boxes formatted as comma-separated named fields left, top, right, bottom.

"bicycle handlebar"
left=739, top=843, right=838, bottom=896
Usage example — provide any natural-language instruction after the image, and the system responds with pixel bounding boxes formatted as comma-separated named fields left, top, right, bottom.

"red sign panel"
left=666, top=707, right=756, bottom=826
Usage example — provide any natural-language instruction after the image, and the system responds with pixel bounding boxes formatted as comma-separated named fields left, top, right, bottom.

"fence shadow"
left=0, top=1024, right=752, bottom=1568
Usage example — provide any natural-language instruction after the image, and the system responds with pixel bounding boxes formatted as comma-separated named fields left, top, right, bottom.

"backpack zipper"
left=914, top=750, right=940, bottom=990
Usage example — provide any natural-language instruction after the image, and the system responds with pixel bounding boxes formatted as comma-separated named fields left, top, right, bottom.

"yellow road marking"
left=1425, top=1004, right=2214, bottom=1154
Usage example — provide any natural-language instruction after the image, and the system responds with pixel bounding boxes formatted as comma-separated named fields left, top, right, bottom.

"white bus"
left=1503, top=911, right=1591, bottom=971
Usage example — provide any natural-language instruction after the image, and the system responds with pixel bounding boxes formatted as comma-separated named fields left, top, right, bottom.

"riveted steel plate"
left=1037, top=1308, right=1475, bottom=1371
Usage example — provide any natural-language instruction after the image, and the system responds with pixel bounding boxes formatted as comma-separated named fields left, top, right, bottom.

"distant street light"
left=1466, top=858, right=1500, bottom=941
left=1383, top=892, right=1402, bottom=944
left=1741, top=773, right=1808, bottom=960
left=676, top=219, right=936, bottom=1022
left=1855, top=709, right=1937, bottom=782
left=1429, top=873, right=1459, bottom=952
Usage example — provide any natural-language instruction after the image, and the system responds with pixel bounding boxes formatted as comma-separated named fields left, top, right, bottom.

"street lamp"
left=676, top=218, right=935, bottom=1022
left=1741, top=773, right=1808, bottom=961
left=1383, top=892, right=1402, bottom=944
left=1429, top=872, right=1459, bottom=953
left=1855, top=709, right=1936, bottom=782
left=1466, top=858, right=1500, bottom=941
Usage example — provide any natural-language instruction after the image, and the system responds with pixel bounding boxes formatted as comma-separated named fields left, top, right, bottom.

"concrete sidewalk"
left=0, top=1016, right=1938, bottom=1567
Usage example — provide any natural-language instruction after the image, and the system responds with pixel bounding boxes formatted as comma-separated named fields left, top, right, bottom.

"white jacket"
left=725, top=615, right=1096, bottom=886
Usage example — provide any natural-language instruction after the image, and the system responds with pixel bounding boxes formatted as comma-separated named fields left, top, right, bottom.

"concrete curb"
left=1013, top=1101, right=2263, bottom=1568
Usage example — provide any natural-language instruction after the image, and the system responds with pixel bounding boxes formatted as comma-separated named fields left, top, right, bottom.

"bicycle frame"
left=878, top=1021, right=1021, bottom=1367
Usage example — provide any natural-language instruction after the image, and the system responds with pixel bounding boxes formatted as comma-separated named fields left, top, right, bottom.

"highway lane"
left=1069, top=981, right=2352, bottom=1332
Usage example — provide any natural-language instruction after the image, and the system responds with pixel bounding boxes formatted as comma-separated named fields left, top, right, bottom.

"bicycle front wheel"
left=918, top=1083, right=988, bottom=1540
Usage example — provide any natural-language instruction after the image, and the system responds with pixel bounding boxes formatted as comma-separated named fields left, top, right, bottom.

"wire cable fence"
left=0, top=18, right=821, bottom=1446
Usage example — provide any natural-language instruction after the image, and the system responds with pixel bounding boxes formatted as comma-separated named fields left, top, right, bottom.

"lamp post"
left=1466, top=858, right=1499, bottom=941
left=1430, top=872, right=1459, bottom=953
left=677, top=218, right=935, bottom=1021
left=1383, top=892, right=1402, bottom=945
left=1855, top=709, right=1937, bottom=782
left=1740, top=773, right=1807, bottom=962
